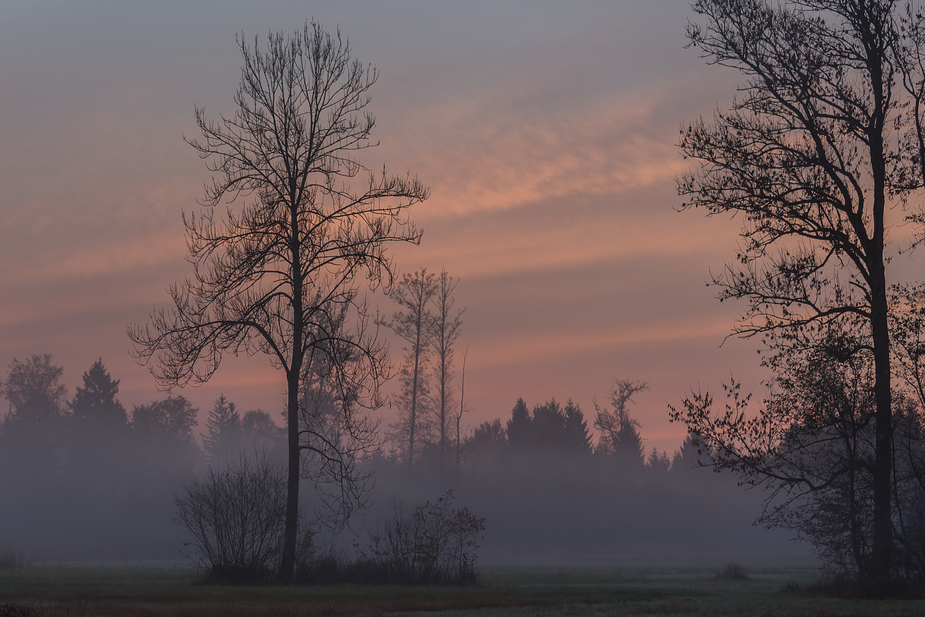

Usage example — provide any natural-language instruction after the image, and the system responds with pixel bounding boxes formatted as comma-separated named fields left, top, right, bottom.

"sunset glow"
left=0, top=1, right=814, bottom=456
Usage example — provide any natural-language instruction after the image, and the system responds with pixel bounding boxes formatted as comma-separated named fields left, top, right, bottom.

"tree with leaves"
left=0, top=354, right=67, bottom=446
left=70, top=359, right=127, bottom=433
left=241, top=409, right=282, bottom=455
left=202, top=394, right=242, bottom=464
left=677, top=0, right=925, bottom=580
left=129, top=22, right=427, bottom=580
left=131, top=395, right=199, bottom=445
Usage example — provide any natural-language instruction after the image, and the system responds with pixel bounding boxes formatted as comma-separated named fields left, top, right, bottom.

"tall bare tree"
left=129, top=22, right=428, bottom=581
left=429, top=269, right=465, bottom=474
left=594, top=379, right=647, bottom=467
left=677, top=0, right=925, bottom=579
left=384, top=268, right=437, bottom=470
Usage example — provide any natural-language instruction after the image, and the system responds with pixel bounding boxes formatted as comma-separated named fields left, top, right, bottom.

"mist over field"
left=0, top=363, right=810, bottom=568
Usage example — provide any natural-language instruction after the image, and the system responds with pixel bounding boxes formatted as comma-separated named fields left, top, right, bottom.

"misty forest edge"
left=6, top=1, right=925, bottom=594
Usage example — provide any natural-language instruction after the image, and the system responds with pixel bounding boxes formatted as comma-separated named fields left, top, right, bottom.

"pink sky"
left=5, top=1, right=917, bottom=456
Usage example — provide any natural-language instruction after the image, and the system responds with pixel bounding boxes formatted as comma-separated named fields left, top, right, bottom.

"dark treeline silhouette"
left=369, top=384, right=808, bottom=567
left=0, top=354, right=284, bottom=560
left=0, top=354, right=804, bottom=568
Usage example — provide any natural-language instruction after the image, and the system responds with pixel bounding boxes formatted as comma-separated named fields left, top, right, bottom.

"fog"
left=0, top=363, right=813, bottom=568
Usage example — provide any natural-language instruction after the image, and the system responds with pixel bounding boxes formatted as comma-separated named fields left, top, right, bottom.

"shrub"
left=175, top=455, right=287, bottom=584
left=368, top=490, right=485, bottom=585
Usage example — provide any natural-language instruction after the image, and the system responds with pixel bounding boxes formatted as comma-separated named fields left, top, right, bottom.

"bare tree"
left=455, top=346, right=469, bottom=483
left=129, top=22, right=428, bottom=581
left=384, top=268, right=438, bottom=470
left=677, top=0, right=925, bottom=579
left=298, top=306, right=381, bottom=532
left=429, top=269, right=465, bottom=475
left=594, top=379, right=647, bottom=468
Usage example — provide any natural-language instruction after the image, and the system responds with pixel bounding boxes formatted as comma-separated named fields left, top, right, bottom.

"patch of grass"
left=2, top=563, right=925, bottom=616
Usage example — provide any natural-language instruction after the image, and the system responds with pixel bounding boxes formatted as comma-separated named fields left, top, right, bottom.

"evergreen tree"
left=70, top=359, right=127, bottom=432
left=562, top=399, right=592, bottom=456
left=646, top=447, right=671, bottom=474
left=505, top=398, right=531, bottom=451
left=202, top=394, right=242, bottom=463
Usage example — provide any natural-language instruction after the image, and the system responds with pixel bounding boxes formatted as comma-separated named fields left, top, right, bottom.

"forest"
left=0, top=352, right=791, bottom=575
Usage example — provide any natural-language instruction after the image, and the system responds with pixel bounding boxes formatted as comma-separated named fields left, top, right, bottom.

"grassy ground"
left=0, top=563, right=922, bottom=616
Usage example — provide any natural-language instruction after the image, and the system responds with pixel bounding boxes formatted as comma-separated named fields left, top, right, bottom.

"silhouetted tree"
left=429, top=269, right=464, bottom=475
left=463, top=419, right=506, bottom=461
left=505, top=398, right=531, bottom=452
left=0, top=355, right=67, bottom=450
left=563, top=399, right=593, bottom=456
left=241, top=409, right=281, bottom=455
left=595, top=380, right=647, bottom=468
left=128, top=21, right=427, bottom=580
left=646, top=447, right=671, bottom=474
left=501, top=398, right=591, bottom=457
left=202, top=394, right=242, bottom=464
left=384, top=268, right=438, bottom=469
left=132, top=395, right=199, bottom=446
left=676, top=0, right=925, bottom=579
left=70, top=359, right=127, bottom=434
left=670, top=433, right=707, bottom=473
left=298, top=312, right=380, bottom=531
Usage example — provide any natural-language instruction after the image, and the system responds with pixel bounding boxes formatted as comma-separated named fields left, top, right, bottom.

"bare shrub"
left=175, top=455, right=286, bottom=584
left=368, top=490, right=484, bottom=584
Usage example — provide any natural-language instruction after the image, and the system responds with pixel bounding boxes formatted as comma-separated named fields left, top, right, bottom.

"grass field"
left=1, top=563, right=923, bottom=616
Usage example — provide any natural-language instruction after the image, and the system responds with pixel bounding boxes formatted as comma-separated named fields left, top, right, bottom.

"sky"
left=0, top=0, right=869, bottom=456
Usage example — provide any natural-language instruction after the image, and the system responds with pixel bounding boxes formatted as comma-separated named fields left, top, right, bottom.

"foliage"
left=131, top=395, right=198, bottom=445
left=503, top=398, right=592, bottom=457
left=0, top=354, right=67, bottom=442
left=239, top=409, right=282, bottom=457
left=175, top=455, right=287, bottom=585
left=202, top=394, right=241, bottom=464
left=69, top=359, right=127, bottom=432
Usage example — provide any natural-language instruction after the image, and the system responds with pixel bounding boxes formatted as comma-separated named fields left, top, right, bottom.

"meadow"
left=1, top=563, right=923, bottom=616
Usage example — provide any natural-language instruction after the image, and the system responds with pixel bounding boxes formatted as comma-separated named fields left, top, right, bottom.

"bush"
left=175, top=455, right=287, bottom=584
left=368, top=490, right=485, bottom=585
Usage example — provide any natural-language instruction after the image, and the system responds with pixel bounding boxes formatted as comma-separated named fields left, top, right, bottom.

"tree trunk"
left=870, top=278, right=892, bottom=580
left=278, top=368, right=301, bottom=581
